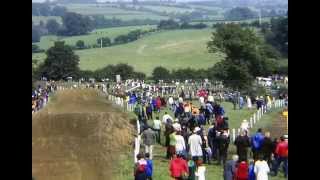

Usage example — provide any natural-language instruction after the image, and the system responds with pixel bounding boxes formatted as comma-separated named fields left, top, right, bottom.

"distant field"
left=142, top=5, right=193, bottom=13
left=34, top=25, right=156, bottom=50
left=64, top=3, right=169, bottom=20
left=32, top=16, right=62, bottom=25
left=33, top=29, right=225, bottom=76
left=104, top=14, right=168, bottom=21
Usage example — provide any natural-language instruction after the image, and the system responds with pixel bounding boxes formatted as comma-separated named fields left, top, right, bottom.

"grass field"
left=142, top=5, right=194, bottom=13
left=33, top=28, right=225, bottom=76
left=114, top=101, right=286, bottom=180
left=33, top=25, right=156, bottom=50
left=64, top=3, right=169, bottom=20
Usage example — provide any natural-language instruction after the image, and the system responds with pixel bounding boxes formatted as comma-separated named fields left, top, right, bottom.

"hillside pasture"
left=32, top=29, right=225, bottom=76
left=34, top=25, right=156, bottom=50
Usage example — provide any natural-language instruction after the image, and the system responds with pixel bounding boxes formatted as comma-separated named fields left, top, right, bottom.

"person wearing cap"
left=272, top=135, right=288, bottom=177
left=188, top=128, right=203, bottom=162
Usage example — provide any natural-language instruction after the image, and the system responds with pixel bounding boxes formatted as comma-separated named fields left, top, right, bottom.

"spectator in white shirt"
left=175, top=131, right=186, bottom=158
left=153, top=116, right=161, bottom=144
left=162, top=112, right=173, bottom=125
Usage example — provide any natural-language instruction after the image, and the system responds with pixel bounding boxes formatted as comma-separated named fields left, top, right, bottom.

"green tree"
left=114, top=35, right=129, bottom=44
left=113, top=64, right=135, bottom=80
left=51, top=6, right=67, bottom=16
left=38, top=41, right=80, bottom=80
left=97, top=37, right=111, bottom=47
left=265, top=17, right=288, bottom=56
left=62, top=12, right=94, bottom=36
left=32, top=27, right=41, bottom=42
left=152, top=66, right=171, bottom=82
left=46, top=19, right=60, bottom=35
left=207, top=24, right=276, bottom=90
left=225, top=7, right=258, bottom=21
left=32, top=59, right=39, bottom=89
left=76, top=40, right=85, bottom=49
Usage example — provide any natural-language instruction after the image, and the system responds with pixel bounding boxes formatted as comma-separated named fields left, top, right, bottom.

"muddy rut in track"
left=32, top=89, right=134, bottom=180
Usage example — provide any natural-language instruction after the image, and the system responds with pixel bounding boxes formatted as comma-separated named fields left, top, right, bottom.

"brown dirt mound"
left=269, top=116, right=288, bottom=139
left=32, top=89, right=134, bottom=180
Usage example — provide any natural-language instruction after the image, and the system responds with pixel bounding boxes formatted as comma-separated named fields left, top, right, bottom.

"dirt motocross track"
left=32, top=89, right=134, bottom=180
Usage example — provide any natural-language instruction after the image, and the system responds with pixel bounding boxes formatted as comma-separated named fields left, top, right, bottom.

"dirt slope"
left=32, top=89, right=134, bottom=180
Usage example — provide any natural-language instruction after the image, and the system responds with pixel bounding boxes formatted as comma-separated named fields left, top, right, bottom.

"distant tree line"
left=33, top=41, right=146, bottom=81
left=224, top=7, right=258, bottom=21
left=33, top=38, right=286, bottom=88
left=90, top=15, right=159, bottom=29
left=157, top=19, right=208, bottom=30
left=72, top=28, right=156, bottom=50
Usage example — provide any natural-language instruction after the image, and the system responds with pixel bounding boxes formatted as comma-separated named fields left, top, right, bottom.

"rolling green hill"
left=33, top=25, right=156, bottom=50
left=33, top=28, right=225, bottom=76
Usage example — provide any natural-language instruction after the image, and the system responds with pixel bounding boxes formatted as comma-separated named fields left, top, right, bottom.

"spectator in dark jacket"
left=234, top=130, right=251, bottom=161
left=261, top=132, right=273, bottom=166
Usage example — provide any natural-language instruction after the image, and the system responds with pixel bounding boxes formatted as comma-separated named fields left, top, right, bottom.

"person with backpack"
left=134, top=153, right=147, bottom=180
left=235, top=159, right=249, bottom=180
left=145, top=153, right=153, bottom=180
left=234, top=131, right=251, bottom=161
left=251, top=129, right=265, bottom=160
left=169, top=153, right=189, bottom=180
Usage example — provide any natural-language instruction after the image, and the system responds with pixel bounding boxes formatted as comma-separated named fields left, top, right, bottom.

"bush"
left=76, top=40, right=85, bottom=49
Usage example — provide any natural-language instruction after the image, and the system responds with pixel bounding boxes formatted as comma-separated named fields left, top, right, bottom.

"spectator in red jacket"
left=271, top=135, right=288, bottom=177
left=156, top=96, right=162, bottom=113
left=169, top=153, right=189, bottom=180
left=235, top=159, right=249, bottom=180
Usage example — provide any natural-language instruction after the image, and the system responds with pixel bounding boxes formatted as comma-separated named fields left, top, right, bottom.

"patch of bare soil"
left=32, top=89, right=134, bottom=180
